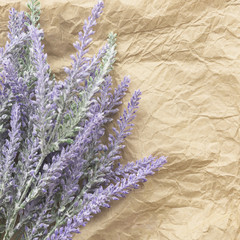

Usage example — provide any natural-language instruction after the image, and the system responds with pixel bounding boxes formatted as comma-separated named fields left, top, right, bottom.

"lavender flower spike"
left=0, top=103, right=22, bottom=200
left=0, top=103, right=22, bottom=238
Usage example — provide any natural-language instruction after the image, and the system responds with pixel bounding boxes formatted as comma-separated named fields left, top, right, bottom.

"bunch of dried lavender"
left=0, top=0, right=167, bottom=239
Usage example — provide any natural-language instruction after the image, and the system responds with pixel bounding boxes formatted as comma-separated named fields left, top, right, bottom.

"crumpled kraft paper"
left=1, top=0, right=240, bottom=239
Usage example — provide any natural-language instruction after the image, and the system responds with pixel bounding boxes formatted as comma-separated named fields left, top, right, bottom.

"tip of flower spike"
left=159, top=156, right=167, bottom=165
left=98, top=0, right=104, bottom=9
left=135, top=89, right=142, bottom=96
left=108, top=32, right=117, bottom=46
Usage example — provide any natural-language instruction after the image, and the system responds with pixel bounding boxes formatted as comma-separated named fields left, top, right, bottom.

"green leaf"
left=27, top=3, right=32, bottom=10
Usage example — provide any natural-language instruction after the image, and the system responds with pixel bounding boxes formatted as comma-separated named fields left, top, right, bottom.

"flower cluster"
left=0, top=0, right=167, bottom=239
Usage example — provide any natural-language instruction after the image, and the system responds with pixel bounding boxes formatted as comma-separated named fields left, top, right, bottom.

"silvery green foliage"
left=0, top=0, right=167, bottom=239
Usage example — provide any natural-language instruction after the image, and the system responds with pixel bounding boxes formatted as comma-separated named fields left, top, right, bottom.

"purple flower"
left=0, top=103, right=22, bottom=207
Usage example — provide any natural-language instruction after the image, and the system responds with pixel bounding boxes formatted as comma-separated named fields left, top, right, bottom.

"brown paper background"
left=1, top=0, right=240, bottom=239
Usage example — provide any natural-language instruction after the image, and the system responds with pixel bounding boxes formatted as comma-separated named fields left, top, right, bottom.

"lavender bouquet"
left=0, top=0, right=167, bottom=239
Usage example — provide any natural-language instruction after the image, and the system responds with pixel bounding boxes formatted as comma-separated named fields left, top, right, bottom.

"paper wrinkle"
left=1, top=0, right=240, bottom=239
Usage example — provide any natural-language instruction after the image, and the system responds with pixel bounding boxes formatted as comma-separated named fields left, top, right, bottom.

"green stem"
left=2, top=211, right=19, bottom=240
left=47, top=107, right=64, bottom=147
